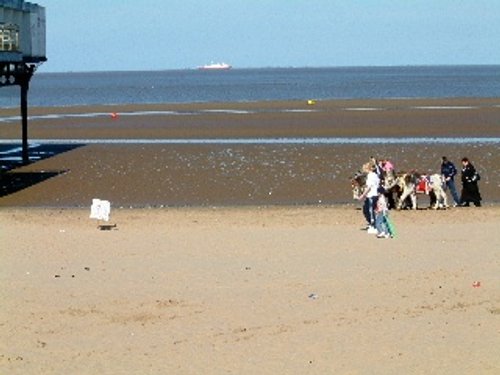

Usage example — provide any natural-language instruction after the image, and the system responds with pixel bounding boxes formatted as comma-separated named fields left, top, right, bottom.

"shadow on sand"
left=98, top=224, right=118, bottom=231
left=0, top=143, right=84, bottom=198
left=0, top=170, right=67, bottom=197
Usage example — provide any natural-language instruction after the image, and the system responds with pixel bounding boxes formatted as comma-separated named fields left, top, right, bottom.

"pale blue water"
left=1, top=65, right=499, bottom=108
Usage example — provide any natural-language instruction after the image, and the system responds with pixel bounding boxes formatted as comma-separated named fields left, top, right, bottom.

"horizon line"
left=36, top=63, right=500, bottom=75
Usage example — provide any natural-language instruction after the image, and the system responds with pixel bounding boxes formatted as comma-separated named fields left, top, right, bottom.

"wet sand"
left=1, top=98, right=500, bottom=139
left=1, top=98, right=499, bottom=207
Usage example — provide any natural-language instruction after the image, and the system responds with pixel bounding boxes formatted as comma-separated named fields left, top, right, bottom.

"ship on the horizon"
left=198, top=62, right=232, bottom=70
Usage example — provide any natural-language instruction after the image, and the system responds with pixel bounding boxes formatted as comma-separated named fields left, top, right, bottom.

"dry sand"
left=1, top=98, right=500, bottom=374
left=1, top=206, right=500, bottom=374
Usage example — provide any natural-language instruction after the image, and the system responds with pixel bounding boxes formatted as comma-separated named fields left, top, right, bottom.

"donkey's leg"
left=411, top=192, right=417, bottom=210
left=441, top=190, right=448, bottom=208
left=397, top=187, right=410, bottom=210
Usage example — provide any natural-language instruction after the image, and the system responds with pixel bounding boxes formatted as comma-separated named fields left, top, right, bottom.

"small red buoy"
left=110, top=112, right=119, bottom=119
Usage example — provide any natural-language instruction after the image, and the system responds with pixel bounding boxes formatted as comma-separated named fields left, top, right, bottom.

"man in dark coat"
left=441, top=156, right=460, bottom=206
left=460, top=157, right=482, bottom=207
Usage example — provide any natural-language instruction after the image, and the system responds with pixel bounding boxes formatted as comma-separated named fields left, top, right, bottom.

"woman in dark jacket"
left=460, top=157, right=482, bottom=207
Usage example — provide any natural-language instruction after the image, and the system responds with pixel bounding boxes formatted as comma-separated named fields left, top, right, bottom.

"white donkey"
left=428, top=174, right=448, bottom=209
left=395, top=172, right=448, bottom=210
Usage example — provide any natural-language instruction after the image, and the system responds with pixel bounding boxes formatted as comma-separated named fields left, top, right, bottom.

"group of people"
left=441, top=156, right=482, bottom=207
left=357, top=160, right=392, bottom=238
left=358, top=156, right=482, bottom=239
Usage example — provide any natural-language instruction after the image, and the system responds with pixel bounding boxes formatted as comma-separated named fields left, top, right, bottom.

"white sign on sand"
left=89, top=199, right=111, bottom=222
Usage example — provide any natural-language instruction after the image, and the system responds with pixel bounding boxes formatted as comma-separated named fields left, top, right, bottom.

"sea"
left=1, top=65, right=500, bottom=108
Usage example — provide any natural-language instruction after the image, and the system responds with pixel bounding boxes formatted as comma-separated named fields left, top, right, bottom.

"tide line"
left=1, top=137, right=499, bottom=145
left=1, top=104, right=493, bottom=123
left=411, top=106, right=477, bottom=110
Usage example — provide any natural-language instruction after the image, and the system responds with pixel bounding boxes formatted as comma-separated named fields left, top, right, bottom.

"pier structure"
left=1, top=0, right=46, bottom=164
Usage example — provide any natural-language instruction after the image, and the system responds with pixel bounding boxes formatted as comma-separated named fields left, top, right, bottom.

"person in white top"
left=358, top=163, right=380, bottom=234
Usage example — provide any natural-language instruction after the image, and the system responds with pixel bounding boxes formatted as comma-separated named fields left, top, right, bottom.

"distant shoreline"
left=1, top=97, right=498, bottom=207
left=35, top=63, right=500, bottom=75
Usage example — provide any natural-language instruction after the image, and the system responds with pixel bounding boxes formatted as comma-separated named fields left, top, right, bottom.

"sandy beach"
left=1, top=206, right=500, bottom=374
left=1, top=98, right=500, bottom=374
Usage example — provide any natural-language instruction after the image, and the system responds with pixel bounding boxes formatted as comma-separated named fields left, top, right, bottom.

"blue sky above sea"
left=38, top=0, right=500, bottom=73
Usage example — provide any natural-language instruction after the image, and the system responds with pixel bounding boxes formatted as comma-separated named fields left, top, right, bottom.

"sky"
left=36, top=0, right=500, bottom=73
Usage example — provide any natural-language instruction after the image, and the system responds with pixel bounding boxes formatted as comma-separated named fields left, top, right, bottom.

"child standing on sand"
left=374, top=187, right=391, bottom=238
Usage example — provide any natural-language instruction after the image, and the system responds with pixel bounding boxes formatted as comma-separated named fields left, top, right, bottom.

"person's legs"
left=363, top=198, right=371, bottom=225
left=375, top=213, right=388, bottom=234
left=447, top=179, right=460, bottom=205
left=364, top=197, right=378, bottom=233
left=460, top=184, right=469, bottom=206
left=368, top=196, right=378, bottom=227
left=470, top=183, right=482, bottom=207
left=375, top=213, right=384, bottom=233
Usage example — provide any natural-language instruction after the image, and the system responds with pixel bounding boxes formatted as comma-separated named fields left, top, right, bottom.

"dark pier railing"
left=1, top=0, right=47, bottom=165
left=1, top=61, right=38, bottom=164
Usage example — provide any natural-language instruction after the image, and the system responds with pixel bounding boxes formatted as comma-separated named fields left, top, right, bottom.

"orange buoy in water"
left=110, top=112, right=119, bottom=119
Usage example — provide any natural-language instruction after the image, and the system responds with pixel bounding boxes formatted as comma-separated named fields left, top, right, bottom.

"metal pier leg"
left=21, top=79, right=29, bottom=165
